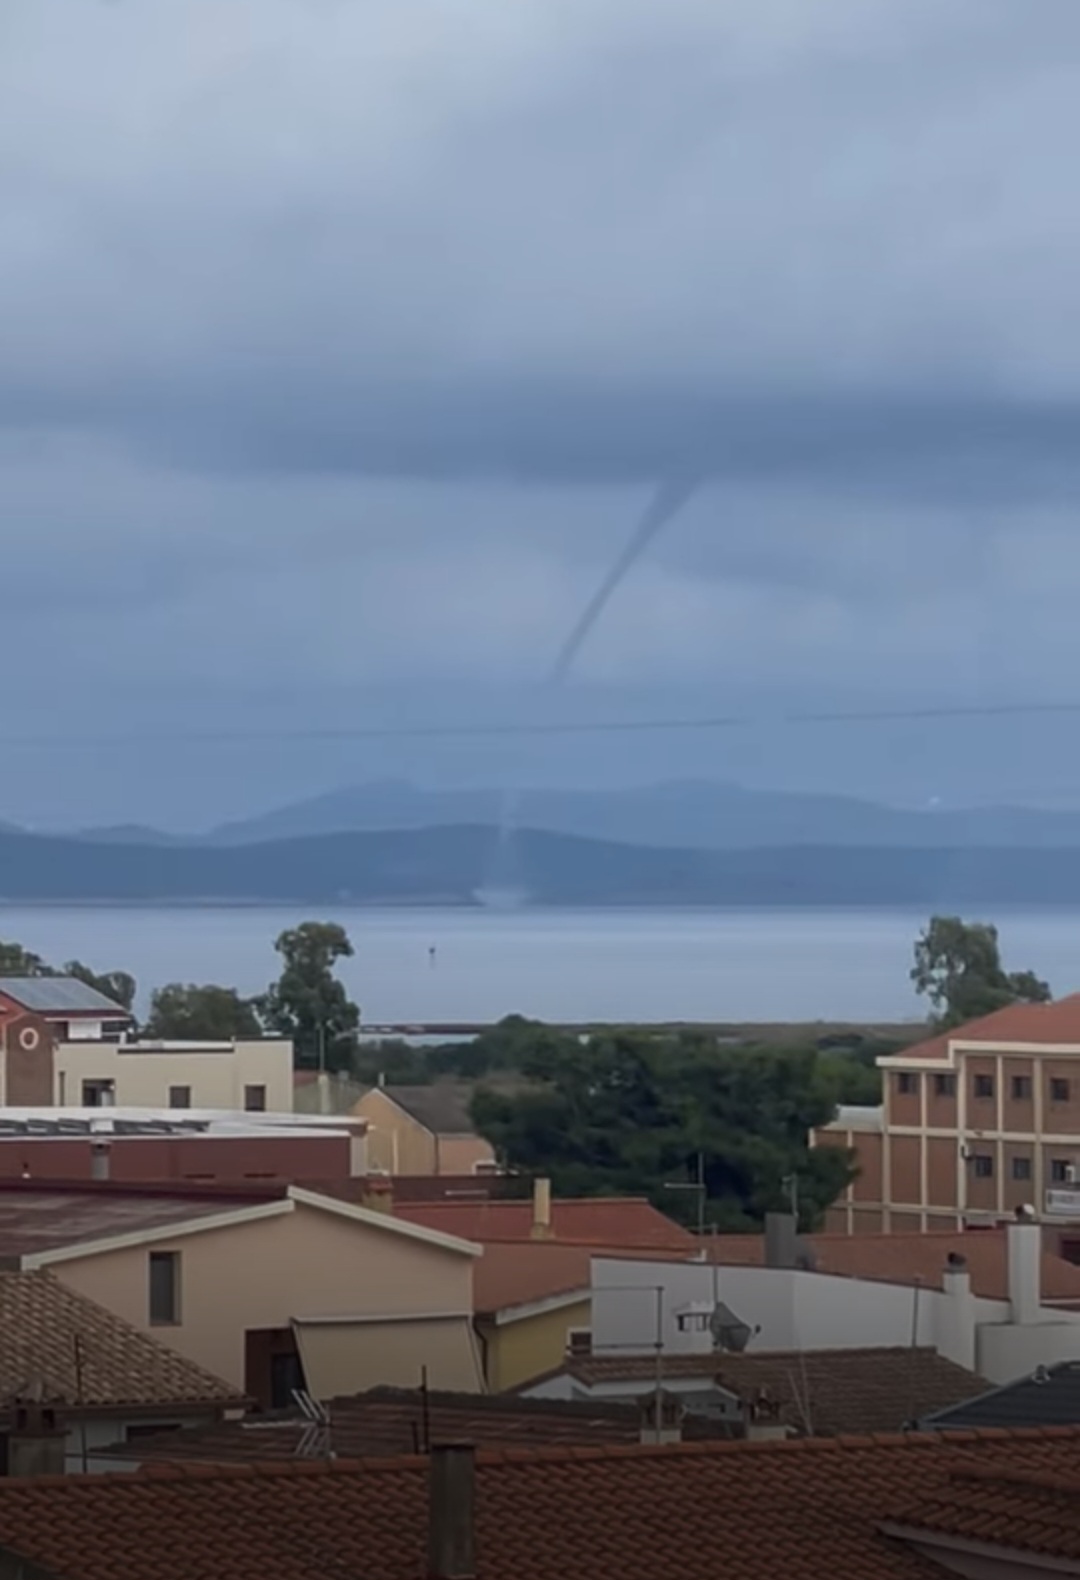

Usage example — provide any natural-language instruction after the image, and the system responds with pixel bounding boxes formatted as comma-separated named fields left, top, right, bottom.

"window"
left=243, top=1084, right=267, bottom=1112
left=971, top=1154, right=994, bottom=1179
left=896, top=1073, right=917, bottom=1096
left=148, top=1251, right=180, bottom=1326
left=933, top=1074, right=956, bottom=1098
left=1011, top=1156, right=1032, bottom=1182
left=567, top=1328, right=593, bottom=1357
left=1011, top=1075, right=1033, bottom=1101
left=81, top=1079, right=116, bottom=1108
left=973, top=1074, right=995, bottom=1100
left=168, top=1085, right=191, bottom=1109
left=1051, top=1078, right=1072, bottom=1104
left=1051, top=1160, right=1074, bottom=1185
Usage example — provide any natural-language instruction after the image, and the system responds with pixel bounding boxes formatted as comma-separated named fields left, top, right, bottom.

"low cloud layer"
left=3, top=0, right=1080, bottom=823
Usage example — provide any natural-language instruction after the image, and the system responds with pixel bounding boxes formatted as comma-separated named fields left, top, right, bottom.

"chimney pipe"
left=532, top=1178, right=552, bottom=1239
left=1007, top=1219, right=1042, bottom=1325
left=90, top=1141, right=111, bottom=1182
left=764, top=1212, right=797, bottom=1270
left=0, top=1398, right=66, bottom=1478
left=428, top=1443, right=475, bottom=1580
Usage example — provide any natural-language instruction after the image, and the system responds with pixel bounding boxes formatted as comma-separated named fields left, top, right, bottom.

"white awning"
left=291, top=1313, right=483, bottom=1398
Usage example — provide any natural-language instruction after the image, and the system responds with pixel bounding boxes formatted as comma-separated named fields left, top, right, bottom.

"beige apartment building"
left=355, top=1083, right=498, bottom=1175
left=0, top=1017, right=294, bottom=1113
left=816, top=996, right=1080, bottom=1234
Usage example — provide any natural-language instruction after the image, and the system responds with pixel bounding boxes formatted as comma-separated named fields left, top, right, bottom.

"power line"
left=0, top=698, right=1079, bottom=749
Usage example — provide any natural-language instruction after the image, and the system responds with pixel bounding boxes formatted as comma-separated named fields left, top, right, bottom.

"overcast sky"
left=4, top=0, right=1080, bottom=829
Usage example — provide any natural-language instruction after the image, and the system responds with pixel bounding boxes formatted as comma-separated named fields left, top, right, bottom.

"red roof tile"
left=886, top=1464, right=1080, bottom=1561
left=473, top=1241, right=691, bottom=1314
left=4, top=1429, right=1080, bottom=1579
left=705, top=1227, right=1080, bottom=1304
left=543, top=1347, right=987, bottom=1436
left=395, top=1196, right=698, bottom=1250
left=897, top=994, right=1080, bottom=1060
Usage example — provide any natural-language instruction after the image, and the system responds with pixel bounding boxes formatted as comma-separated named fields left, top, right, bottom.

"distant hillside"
left=4, top=823, right=1080, bottom=905
left=204, top=779, right=1080, bottom=851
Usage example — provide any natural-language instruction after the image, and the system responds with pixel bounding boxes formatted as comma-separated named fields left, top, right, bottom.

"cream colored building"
left=8, top=1184, right=484, bottom=1407
left=354, top=1083, right=497, bottom=1175
left=50, top=1037, right=295, bottom=1114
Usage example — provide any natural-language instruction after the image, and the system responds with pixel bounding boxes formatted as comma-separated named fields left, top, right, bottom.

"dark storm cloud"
left=3, top=0, right=1080, bottom=498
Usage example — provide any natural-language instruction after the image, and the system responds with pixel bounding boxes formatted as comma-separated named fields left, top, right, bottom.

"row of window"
left=168, top=1084, right=267, bottom=1111
left=896, top=1072, right=1072, bottom=1103
left=968, top=1154, right=1075, bottom=1182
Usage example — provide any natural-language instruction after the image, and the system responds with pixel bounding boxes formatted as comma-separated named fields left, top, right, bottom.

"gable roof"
left=0, top=1269, right=242, bottom=1410
left=395, top=1196, right=698, bottom=1251
left=0, top=977, right=129, bottom=1017
left=96, top=1386, right=671, bottom=1464
left=472, top=1241, right=691, bottom=1316
left=543, top=1347, right=987, bottom=1436
left=4, top=1429, right=1080, bottom=1580
left=922, top=1358, right=1080, bottom=1431
left=895, top=993, right=1080, bottom=1061
left=370, top=1083, right=477, bottom=1134
left=704, top=1227, right=1080, bottom=1305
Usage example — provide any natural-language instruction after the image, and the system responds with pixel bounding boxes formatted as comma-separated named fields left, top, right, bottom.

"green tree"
left=64, top=961, right=137, bottom=1013
left=259, top=921, right=360, bottom=1070
left=0, top=941, right=48, bottom=976
left=470, top=1027, right=854, bottom=1232
left=144, top=983, right=262, bottom=1041
left=911, top=915, right=1051, bottom=1028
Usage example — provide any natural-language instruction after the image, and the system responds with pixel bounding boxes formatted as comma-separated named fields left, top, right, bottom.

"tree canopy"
left=469, top=1024, right=860, bottom=1231
left=144, top=982, right=263, bottom=1042
left=258, top=921, right=360, bottom=1070
left=911, top=915, right=1051, bottom=1029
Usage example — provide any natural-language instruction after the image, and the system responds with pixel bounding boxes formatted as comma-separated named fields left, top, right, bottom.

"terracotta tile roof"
left=396, top=1197, right=698, bottom=1250
left=546, top=1347, right=987, bottom=1436
left=886, top=1464, right=1080, bottom=1562
left=704, top=1227, right=1080, bottom=1304
left=0, top=1270, right=242, bottom=1410
left=897, top=994, right=1080, bottom=1061
left=95, top=1386, right=670, bottom=1463
left=5, top=1428, right=1080, bottom=1580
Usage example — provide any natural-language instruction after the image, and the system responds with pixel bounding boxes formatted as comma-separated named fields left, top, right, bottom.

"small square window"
left=1011, top=1156, right=1032, bottom=1182
left=934, top=1074, right=956, bottom=1098
left=1011, top=1075, right=1032, bottom=1101
left=148, top=1251, right=180, bottom=1326
left=1051, top=1078, right=1071, bottom=1104
left=1051, top=1159, right=1074, bottom=1184
left=168, top=1086, right=191, bottom=1109
left=972, top=1154, right=994, bottom=1179
left=896, top=1073, right=917, bottom=1096
left=243, top=1084, right=267, bottom=1112
left=973, top=1074, right=995, bottom=1100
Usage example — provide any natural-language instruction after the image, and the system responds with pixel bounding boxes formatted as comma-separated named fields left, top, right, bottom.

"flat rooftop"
left=0, top=1107, right=365, bottom=1137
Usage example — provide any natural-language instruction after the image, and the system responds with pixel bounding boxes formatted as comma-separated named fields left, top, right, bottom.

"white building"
left=523, top=1220, right=1080, bottom=1394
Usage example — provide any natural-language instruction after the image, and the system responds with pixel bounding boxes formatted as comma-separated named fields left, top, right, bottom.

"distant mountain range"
left=57, top=779, right=1080, bottom=851
left=5, top=823, right=1080, bottom=905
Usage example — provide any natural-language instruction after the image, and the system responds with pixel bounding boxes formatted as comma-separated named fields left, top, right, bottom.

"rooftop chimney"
left=1007, top=1219, right=1042, bottom=1326
left=939, top=1257, right=975, bottom=1370
left=0, top=1395, right=66, bottom=1479
left=764, top=1212, right=797, bottom=1270
left=638, top=1392, right=683, bottom=1445
left=90, top=1140, right=111, bottom=1182
left=428, top=1443, right=475, bottom=1580
left=531, top=1177, right=552, bottom=1240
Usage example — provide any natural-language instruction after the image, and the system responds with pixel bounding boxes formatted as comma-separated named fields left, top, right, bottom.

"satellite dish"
left=709, top=1302, right=754, bottom=1353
